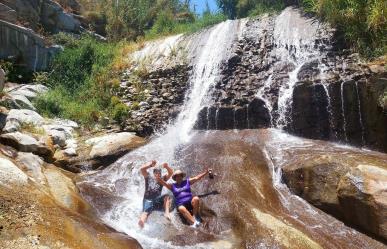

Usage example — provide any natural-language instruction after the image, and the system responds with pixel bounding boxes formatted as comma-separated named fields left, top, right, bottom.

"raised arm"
left=155, top=175, right=172, bottom=190
left=140, top=160, right=156, bottom=177
left=189, top=168, right=210, bottom=185
left=162, top=163, right=174, bottom=181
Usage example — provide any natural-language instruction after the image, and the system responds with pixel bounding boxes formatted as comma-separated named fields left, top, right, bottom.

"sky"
left=190, top=0, right=219, bottom=14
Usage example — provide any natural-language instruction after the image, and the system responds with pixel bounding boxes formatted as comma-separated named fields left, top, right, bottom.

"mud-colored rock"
left=86, top=132, right=146, bottom=159
left=0, top=150, right=143, bottom=249
left=16, top=152, right=45, bottom=184
left=337, top=165, right=387, bottom=241
left=281, top=139, right=387, bottom=242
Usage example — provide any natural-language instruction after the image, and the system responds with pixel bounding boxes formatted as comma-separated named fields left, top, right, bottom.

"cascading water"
left=272, top=9, right=329, bottom=129
left=355, top=81, right=365, bottom=145
left=256, top=75, right=273, bottom=125
left=78, top=20, right=246, bottom=249
left=319, top=62, right=336, bottom=139
left=341, top=81, right=348, bottom=142
left=78, top=8, right=386, bottom=249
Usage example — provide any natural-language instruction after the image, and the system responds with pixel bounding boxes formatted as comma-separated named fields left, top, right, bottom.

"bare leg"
left=178, top=206, right=195, bottom=225
left=138, top=212, right=149, bottom=228
left=164, top=196, right=171, bottom=221
left=191, top=196, right=200, bottom=217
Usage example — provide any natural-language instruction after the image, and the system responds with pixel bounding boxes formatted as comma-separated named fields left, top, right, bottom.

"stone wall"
left=118, top=65, right=190, bottom=136
left=0, top=20, right=61, bottom=71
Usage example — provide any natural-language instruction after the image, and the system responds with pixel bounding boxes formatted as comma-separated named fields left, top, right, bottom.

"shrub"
left=32, top=72, right=49, bottom=85
left=34, top=35, right=118, bottom=126
left=0, top=60, right=33, bottom=83
left=112, top=102, right=130, bottom=125
left=301, top=0, right=386, bottom=57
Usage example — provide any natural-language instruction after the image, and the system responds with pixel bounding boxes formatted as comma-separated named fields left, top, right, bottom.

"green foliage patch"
left=216, top=0, right=386, bottom=58
left=34, top=34, right=130, bottom=127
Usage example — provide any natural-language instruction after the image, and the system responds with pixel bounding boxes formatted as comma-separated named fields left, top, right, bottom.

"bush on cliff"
left=145, top=11, right=227, bottom=39
left=301, top=0, right=386, bottom=57
left=216, top=0, right=386, bottom=58
left=34, top=34, right=132, bottom=126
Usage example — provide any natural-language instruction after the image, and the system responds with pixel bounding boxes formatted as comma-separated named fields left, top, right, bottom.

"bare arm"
left=162, top=163, right=174, bottom=181
left=189, top=168, right=210, bottom=185
left=140, top=160, right=156, bottom=177
left=156, top=175, right=172, bottom=190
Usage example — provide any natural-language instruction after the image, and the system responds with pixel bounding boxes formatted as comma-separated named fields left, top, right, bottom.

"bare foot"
left=164, top=213, right=171, bottom=221
left=138, top=219, right=145, bottom=228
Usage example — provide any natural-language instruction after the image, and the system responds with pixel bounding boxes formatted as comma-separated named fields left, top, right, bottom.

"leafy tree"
left=216, top=0, right=238, bottom=19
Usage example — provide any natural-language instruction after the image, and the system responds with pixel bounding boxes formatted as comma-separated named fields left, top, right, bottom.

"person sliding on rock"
left=138, top=160, right=173, bottom=228
left=156, top=168, right=211, bottom=228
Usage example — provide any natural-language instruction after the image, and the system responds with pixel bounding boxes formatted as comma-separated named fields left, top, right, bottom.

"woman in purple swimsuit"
left=156, top=168, right=211, bottom=227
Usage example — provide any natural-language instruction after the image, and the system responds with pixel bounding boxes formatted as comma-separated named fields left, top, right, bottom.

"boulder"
left=3, top=109, right=44, bottom=133
left=48, top=129, right=67, bottom=147
left=282, top=154, right=387, bottom=241
left=0, top=132, right=53, bottom=159
left=337, top=165, right=387, bottom=240
left=0, top=18, right=62, bottom=71
left=43, top=165, right=85, bottom=210
left=86, top=132, right=146, bottom=159
left=4, top=93, right=36, bottom=110
left=40, top=0, right=81, bottom=33
left=0, top=157, right=28, bottom=186
left=0, top=3, right=17, bottom=23
left=16, top=152, right=45, bottom=184
left=6, top=84, right=49, bottom=100
left=0, top=106, right=7, bottom=130
left=0, top=0, right=40, bottom=28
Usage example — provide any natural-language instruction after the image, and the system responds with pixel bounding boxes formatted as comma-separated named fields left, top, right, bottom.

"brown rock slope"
left=0, top=146, right=142, bottom=249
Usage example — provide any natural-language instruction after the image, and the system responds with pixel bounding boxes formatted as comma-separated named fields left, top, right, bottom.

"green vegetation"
left=145, top=12, right=226, bottom=39
left=301, top=0, right=386, bottom=58
left=34, top=34, right=133, bottom=127
left=216, top=0, right=386, bottom=57
left=31, top=0, right=384, bottom=129
left=78, top=0, right=226, bottom=41
left=0, top=60, right=33, bottom=83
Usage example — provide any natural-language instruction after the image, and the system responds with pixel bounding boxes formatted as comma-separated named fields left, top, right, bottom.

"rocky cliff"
left=0, top=0, right=84, bottom=71
left=123, top=7, right=387, bottom=152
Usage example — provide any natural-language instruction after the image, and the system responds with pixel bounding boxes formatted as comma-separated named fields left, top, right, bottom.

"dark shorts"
left=178, top=200, right=193, bottom=213
left=142, top=194, right=170, bottom=213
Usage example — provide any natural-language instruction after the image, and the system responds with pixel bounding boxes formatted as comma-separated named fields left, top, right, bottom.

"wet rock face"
left=79, top=129, right=386, bottom=249
left=281, top=142, right=387, bottom=242
left=125, top=7, right=386, bottom=152
left=291, top=75, right=387, bottom=151
left=118, top=65, right=190, bottom=135
left=0, top=153, right=143, bottom=249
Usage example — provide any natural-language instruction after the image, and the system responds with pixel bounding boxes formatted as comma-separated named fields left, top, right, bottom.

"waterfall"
left=319, top=63, right=335, bottom=139
left=214, top=108, right=219, bottom=130
left=341, top=81, right=348, bottom=142
left=355, top=82, right=365, bottom=145
left=79, top=20, right=245, bottom=249
left=256, top=74, right=274, bottom=125
left=273, top=8, right=327, bottom=129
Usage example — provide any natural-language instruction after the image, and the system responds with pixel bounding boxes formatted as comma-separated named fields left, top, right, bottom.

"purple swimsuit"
left=171, top=179, right=193, bottom=206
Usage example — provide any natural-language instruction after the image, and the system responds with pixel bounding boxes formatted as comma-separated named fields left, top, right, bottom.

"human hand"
left=162, top=163, right=169, bottom=169
left=151, top=160, right=157, bottom=166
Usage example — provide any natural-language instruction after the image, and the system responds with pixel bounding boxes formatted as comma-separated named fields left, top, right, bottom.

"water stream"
left=78, top=9, right=385, bottom=249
